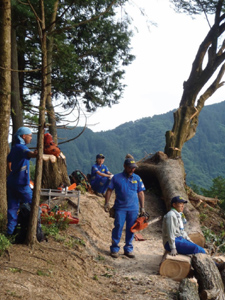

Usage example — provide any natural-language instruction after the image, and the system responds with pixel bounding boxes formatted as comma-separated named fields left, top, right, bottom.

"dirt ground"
left=0, top=191, right=223, bottom=300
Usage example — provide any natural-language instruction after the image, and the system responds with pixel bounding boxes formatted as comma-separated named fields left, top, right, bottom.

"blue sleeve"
left=137, top=176, right=145, bottom=193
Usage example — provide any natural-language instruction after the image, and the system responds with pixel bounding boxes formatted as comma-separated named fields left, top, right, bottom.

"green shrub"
left=0, top=234, right=11, bottom=256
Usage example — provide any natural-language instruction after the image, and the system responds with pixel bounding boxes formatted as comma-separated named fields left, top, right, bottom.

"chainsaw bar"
left=147, top=215, right=162, bottom=225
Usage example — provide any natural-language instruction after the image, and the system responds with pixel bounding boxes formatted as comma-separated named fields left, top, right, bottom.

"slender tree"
left=0, top=0, right=11, bottom=230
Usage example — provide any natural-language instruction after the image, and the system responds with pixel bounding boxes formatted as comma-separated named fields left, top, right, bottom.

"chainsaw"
left=130, top=215, right=162, bottom=233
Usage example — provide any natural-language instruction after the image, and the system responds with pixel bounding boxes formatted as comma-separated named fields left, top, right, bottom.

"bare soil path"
left=0, top=191, right=180, bottom=300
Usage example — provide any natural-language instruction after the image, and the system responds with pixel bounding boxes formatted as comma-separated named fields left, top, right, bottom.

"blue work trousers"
left=164, top=236, right=206, bottom=255
left=7, top=184, right=33, bottom=235
left=91, top=177, right=110, bottom=194
left=110, top=209, right=138, bottom=254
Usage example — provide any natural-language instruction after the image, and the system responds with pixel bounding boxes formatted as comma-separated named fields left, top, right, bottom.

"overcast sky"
left=77, top=0, right=225, bottom=132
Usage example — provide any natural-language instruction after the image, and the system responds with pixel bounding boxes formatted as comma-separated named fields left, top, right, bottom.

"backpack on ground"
left=70, top=170, right=91, bottom=191
left=13, top=203, right=45, bottom=244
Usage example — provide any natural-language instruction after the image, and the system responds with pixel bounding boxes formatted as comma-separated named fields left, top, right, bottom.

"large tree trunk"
left=0, top=0, right=11, bottom=231
left=136, top=152, right=205, bottom=246
left=179, top=278, right=200, bottom=300
left=11, top=26, right=23, bottom=134
left=192, top=253, right=225, bottom=300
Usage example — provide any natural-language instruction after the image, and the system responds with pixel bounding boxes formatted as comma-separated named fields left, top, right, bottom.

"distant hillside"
left=46, top=101, right=225, bottom=189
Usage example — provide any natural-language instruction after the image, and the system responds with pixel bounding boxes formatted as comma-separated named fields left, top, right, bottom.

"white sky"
left=80, top=0, right=225, bottom=132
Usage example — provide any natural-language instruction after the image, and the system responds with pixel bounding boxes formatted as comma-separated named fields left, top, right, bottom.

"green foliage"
left=12, top=0, right=134, bottom=120
left=189, top=181, right=201, bottom=195
left=29, top=161, right=36, bottom=181
left=202, top=226, right=225, bottom=253
left=170, top=0, right=220, bottom=15
left=200, top=176, right=225, bottom=210
left=0, top=234, right=11, bottom=256
left=41, top=224, right=60, bottom=238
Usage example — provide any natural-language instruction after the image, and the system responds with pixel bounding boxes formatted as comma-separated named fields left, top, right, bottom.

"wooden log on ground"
left=192, top=253, right=225, bottom=300
left=159, top=253, right=191, bottom=281
left=179, top=278, right=200, bottom=300
left=188, top=232, right=205, bottom=249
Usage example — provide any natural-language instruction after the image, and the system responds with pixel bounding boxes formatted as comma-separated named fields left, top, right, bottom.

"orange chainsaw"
left=130, top=215, right=162, bottom=233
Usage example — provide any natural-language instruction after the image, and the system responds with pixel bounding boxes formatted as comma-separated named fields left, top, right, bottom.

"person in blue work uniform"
left=162, top=196, right=206, bottom=256
left=7, top=127, right=38, bottom=235
left=90, top=154, right=113, bottom=196
left=104, top=156, right=146, bottom=258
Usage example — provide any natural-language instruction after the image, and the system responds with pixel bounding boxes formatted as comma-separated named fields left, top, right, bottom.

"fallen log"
left=159, top=253, right=191, bottom=281
left=179, top=278, right=200, bottom=300
left=192, top=253, right=225, bottom=300
left=136, top=152, right=205, bottom=247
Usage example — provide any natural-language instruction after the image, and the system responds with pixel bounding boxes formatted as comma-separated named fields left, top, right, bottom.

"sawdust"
left=0, top=191, right=180, bottom=300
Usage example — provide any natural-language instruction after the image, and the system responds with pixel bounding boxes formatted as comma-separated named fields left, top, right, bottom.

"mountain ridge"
left=44, top=101, right=225, bottom=189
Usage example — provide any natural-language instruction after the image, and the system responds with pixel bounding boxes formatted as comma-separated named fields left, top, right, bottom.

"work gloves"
left=140, top=207, right=146, bottom=216
left=104, top=202, right=110, bottom=212
left=170, top=248, right=177, bottom=256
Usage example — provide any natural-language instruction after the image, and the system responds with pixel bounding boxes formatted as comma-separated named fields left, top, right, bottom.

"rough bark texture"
left=136, top=152, right=205, bottom=246
left=0, top=0, right=11, bottom=229
left=179, top=278, right=200, bottom=300
left=27, top=0, right=47, bottom=247
left=164, top=3, right=225, bottom=159
left=46, top=0, right=59, bottom=143
left=42, top=154, right=70, bottom=189
left=192, top=253, right=225, bottom=300
left=11, top=26, right=23, bottom=134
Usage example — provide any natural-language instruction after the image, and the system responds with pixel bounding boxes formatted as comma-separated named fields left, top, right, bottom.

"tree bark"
left=164, top=4, right=225, bottom=159
left=11, top=26, right=23, bottom=134
left=179, top=278, right=200, bottom=300
left=192, top=253, right=225, bottom=300
left=42, top=154, right=70, bottom=189
left=136, top=152, right=205, bottom=246
left=27, top=0, right=47, bottom=247
left=0, top=0, right=11, bottom=230
left=46, top=0, right=59, bottom=144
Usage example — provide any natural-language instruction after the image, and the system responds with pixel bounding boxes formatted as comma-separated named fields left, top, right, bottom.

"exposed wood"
left=159, top=253, right=191, bottom=281
left=187, top=186, right=220, bottom=206
left=188, top=233, right=206, bottom=249
left=192, top=253, right=225, bottom=300
left=189, top=196, right=219, bottom=205
left=179, top=278, right=200, bottom=300
left=42, top=156, right=70, bottom=189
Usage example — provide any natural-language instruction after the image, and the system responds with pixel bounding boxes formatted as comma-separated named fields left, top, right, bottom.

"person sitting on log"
left=162, top=196, right=206, bottom=256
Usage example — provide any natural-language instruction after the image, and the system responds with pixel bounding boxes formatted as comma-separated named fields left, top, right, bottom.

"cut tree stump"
left=192, top=253, right=225, bottom=300
left=42, top=154, right=70, bottom=189
left=159, top=253, right=191, bottom=281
